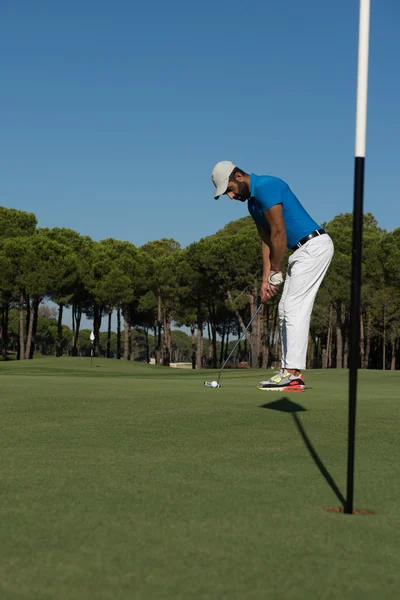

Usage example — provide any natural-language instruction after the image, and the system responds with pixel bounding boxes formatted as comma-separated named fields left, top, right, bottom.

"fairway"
left=1, top=358, right=399, bottom=599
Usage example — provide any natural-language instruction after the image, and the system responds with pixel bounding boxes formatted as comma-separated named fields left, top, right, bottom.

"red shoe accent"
left=282, top=385, right=304, bottom=393
left=282, top=381, right=304, bottom=393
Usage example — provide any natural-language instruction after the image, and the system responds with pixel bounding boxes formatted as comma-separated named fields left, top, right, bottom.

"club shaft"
left=217, top=302, right=263, bottom=384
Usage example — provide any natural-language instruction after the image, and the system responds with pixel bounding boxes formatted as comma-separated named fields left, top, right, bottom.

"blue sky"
left=1, top=0, right=399, bottom=330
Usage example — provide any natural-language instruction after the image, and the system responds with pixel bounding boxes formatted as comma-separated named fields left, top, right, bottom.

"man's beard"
left=235, top=181, right=250, bottom=202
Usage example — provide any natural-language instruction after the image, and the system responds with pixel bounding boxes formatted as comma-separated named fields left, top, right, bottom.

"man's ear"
left=235, top=172, right=244, bottom=182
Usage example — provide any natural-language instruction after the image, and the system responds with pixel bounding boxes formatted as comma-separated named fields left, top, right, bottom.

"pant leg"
left=281, top=235, right=334, bottom=370
left=279, top=270, right=290, bottom=370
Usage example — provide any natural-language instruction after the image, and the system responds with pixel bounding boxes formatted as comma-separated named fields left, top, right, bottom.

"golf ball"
left=211, top=381, right=218, bottom=388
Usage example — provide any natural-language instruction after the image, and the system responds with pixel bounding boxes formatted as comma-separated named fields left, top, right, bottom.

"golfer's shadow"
left=260, top=398, right=345, bottom=507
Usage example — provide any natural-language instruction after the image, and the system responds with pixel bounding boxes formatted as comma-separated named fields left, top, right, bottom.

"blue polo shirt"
left=248, top=174, right=320, bottom=249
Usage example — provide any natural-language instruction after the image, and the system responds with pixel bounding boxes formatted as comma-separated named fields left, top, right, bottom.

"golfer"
left=212, top=161, right=334, bottom=391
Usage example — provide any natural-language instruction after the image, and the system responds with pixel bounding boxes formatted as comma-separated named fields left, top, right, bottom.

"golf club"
left=204, top=301, right=264, bottom=388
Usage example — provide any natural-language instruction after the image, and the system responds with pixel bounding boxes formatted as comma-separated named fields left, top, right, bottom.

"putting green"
left=1, top=358, right=399, bottom=599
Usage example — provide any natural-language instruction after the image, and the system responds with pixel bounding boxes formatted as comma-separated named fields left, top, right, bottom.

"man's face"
left=226, top=174, right=250, bottom=202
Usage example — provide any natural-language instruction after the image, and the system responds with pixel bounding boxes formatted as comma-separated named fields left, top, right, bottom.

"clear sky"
left=1, top=1, right=399, bottom=329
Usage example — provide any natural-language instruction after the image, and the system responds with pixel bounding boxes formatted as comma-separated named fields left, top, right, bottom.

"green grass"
left=1, top=358, right=399, bottom=599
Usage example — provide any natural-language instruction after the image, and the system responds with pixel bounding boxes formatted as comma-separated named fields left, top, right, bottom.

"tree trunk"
left=190, top=323, right=196, bottom=369
left=163, top=309, right=171, bottom=366
left=321, top=347, right=327, bottom=370
left=129, top=337, right=135, bottom=361
left=93, top=304, right=102, bottom=357
left=19, top=292, right=25, bottom=360
left=106, top=310, right=112, bottom=358
left=322, top=302, right=333, bottom=369
left=262, top=344, right=270, bottom=368
left=210, top=318, right=218, bottom=370
left=25, top=294, right=30, bottom=341
left=26, top=296, right=40, bottom=359
left=246, top=287, right=263, bottom=369
left=71, top=305, right=82, bottom=357
left=382, top=305, right=386, bottom=370
left=117, top=308, right=121, bottom=359
left=145, top=328, right=150, bottom=364
left=25, top=297, right=34, bottom=360
left=247, top=293, right=257, bottom=368
left=306, top=334, right=312, bottom=370
left=224, top=323, right=230, bottom=362
left=71, top=304, right=76, bottom=354
left=30, top=299, right=39, bottom=359
left=327, top=335, right=332, bottom=368
left=56, top=303, right=64, bottom=357
left=365, top=315, right=371, bottom=369
left=313, top=337, right=320, bottom=368
left=391, top=335, right=397, bottom=371
left=327, top=303, right=333, bottom=368
left=155, top=292, right=162, bottom=365
left=196, top=317, right=203, bottom=370
left=206, top=320, right=212, bottom=365
left=261, top=304, right=270, bottom=368
left=75, top=306, right=82, bottom=351
left=343, top=336, right=349, bottom=369
left=123, top=306, right=130, bottom=361
left=1, top=303, right=9, bottom=361
left=335, top=303, right=343, bottom=368
left=226, top=290, right=254, bottom=365
left=219, top=324, right=226, bottom=366
left=360, top=312, right=365, bottom=369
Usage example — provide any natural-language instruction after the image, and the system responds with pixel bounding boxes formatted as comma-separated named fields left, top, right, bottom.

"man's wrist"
left=270, top=264, right=282, bottom=273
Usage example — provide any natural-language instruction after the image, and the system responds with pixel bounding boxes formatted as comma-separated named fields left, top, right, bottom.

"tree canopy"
left=1, top=205, right=398, bottom=370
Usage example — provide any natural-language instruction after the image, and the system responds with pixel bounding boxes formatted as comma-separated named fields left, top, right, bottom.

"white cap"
left=211, top=161, right=236, bottom=199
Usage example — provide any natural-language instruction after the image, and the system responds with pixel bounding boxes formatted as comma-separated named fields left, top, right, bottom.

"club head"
left=204, top=381, right=221, bottom=389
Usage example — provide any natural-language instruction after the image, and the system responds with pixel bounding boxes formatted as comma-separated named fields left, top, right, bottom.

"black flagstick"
left=345, top=0, right=371, bottom=515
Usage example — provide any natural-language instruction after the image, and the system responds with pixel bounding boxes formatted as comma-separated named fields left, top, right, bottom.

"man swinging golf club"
left=212, top=161, right=334, bottom=392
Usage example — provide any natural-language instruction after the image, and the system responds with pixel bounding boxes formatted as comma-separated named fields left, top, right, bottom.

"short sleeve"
left=255, top=177, right=285, bottom=212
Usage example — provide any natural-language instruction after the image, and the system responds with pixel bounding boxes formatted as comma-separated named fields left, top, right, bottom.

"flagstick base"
left=324, top=506, right=375, bottom=516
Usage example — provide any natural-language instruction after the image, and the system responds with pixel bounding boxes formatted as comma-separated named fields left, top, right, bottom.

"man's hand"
left=261, top=280, right=279, bottom=302
left=261, top=271, right=284, bottom=302
left=268, top=271, right=284, bottom=287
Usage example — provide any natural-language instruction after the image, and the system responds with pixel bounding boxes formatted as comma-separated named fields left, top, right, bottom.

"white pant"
left=279, top=233, right=334, bottom=371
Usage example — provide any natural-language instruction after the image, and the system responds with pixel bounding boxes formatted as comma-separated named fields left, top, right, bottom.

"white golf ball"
left=211, top=381, right=218, bottom=388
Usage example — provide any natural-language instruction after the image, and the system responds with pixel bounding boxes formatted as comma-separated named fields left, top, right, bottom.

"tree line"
left=3, top=304, right=217, bottom=363
left=1, top=206, right=399, bottom=369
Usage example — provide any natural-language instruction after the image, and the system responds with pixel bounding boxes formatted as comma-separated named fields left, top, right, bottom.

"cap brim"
left=214, top=178, right=229, bottom=200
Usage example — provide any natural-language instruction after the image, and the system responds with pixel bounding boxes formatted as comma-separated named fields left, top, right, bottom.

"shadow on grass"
left=261, top=397, right=345, bottom=507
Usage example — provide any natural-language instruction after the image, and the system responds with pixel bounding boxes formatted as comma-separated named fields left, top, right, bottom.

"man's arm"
left=256, top=223, right=279, bottom=302
left=260, top=239, right=273, bottom=302
left=263, top=204, right=287, bottom=272
left=261, top=238, right=270, bottom=282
